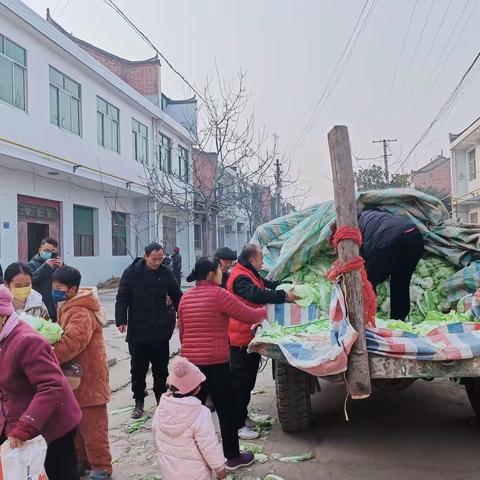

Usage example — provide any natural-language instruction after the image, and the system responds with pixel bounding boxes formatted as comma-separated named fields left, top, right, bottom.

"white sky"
left=22, top=0, right=480, bottom=204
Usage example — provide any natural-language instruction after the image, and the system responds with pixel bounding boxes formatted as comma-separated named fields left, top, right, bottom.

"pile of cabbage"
left=274, top=255, right=476, bottom=332
left=21, top=313, right=63, bottom=344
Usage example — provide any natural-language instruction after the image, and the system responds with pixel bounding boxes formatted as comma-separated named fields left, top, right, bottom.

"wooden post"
left=328, top=125, right=371, bottom=399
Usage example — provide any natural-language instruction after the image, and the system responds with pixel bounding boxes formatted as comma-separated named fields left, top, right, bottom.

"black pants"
left=44, top=429, right=79, bottom=480
left=174, top=269, right=181, bottom=286
left=0, top=429, right=78, bottom=480
left=197, top=362, right=240, bottom=460
left=129, top=341, right=170, bottom=402
left=230, top=346, right=261, bottom=427
left=365, top=228, right=424, bottom=320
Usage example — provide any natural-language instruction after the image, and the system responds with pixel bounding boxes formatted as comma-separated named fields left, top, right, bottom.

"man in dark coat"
left=358, top=209, right=424, bottom=321
left=27, top=237, right=63, bottom=320
left=115, top=242, right=183, bottom=419
left=214, top=247, right=237, bottom=289
left=171, top=247, right=182, bottom=286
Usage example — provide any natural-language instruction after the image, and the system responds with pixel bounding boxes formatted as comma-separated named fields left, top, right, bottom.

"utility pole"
left=373, top=138, right=397, bottom=184
left=274, top=158, right=282, bottom=218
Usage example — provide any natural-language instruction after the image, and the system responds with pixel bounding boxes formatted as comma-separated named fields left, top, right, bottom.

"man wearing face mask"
left=227, top=244, right=298, bottom=440
left=27, top=237, right=63, bottom=321
left=115, top=242, right=183, bottom=419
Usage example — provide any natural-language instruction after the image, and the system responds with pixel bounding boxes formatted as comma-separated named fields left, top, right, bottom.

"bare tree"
left=142, top=71, right=276, bottom=255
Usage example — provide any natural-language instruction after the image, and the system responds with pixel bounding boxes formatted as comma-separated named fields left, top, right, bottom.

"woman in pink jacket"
left=178, top=256, right=267, bottom=472
left=153, top=356, right=226, bottom=480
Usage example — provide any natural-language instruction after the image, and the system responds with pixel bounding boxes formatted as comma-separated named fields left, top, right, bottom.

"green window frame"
left=160, top=134, right=172, bottom=173
left=0, top=33, right=26, bottom=111
left=132, top=118, right=148, bottom=164
left=112, top=211, right=128, bottom=256
left=73, top=205, right=95, bottom=257
left=178, top=145, right=190, bottom=183
left=97, top=96, right=120, bottom=153
left=49, top=66, right=81, bottom=135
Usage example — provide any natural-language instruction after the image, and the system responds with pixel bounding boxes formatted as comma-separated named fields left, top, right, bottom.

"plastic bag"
left=0, top=436, right=48, bottom=480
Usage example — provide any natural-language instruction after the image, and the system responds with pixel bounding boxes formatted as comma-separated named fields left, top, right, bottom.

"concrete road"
left=99, top=290, right=480, bottom=480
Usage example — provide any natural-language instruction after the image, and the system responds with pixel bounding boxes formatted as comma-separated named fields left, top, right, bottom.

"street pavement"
left=99, top=289, right=480, bottom=480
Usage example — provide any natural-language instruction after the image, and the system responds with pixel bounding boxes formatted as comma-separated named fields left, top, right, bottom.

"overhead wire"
left=394, top=49, right=480, bottom=174
left=392, top=0, right=435, bottom=112
left=101, top=0, right=206, bottom=103
left=386, top=0, right=419, bottom=102
left=290, top=0, right=377, bottom=155
left=405, top=0, right=453, bottom=104
left=413, top=0, right=473, bottom=108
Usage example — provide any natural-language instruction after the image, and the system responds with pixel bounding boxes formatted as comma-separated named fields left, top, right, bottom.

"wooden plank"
left=327, top=125, right=371, bottom=399
left=249, top=343, right=480, bottom=379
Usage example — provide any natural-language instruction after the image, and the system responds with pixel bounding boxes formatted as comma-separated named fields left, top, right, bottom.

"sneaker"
left=131, top=400, right=144, bottom=419
left=226, top=452, right=255, bottom=471
left=88, top=471, right=112, bottom=480
left=238, top=425, right=260, bottom=440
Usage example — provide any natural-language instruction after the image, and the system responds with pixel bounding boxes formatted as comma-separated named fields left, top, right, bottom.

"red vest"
left=227, top=263, right=265, bottom=347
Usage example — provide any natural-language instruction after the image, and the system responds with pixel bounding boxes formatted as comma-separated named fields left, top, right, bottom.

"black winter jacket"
left=27, top=254, right=59, bottom=320
left=115, top=258, right=183, bottom=345
left=358, top=210, right=415, bottom=260
left=232, top=259, right=287, bottom=304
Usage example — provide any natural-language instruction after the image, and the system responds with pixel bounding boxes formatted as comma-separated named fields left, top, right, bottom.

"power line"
left=386, top=0, right=419, bottom=102
left=392, top=0, right=434, bottom=112
left=290, top=0, right=377, bottom=154
left=414, top=0, right=473, bottom=107
left=406, top=0, right=453, bottom=104
left=426, top=0, right=480, bottom=97
left=394, top=49, right=480, bottom=175
left=101, top=0, right=206, bottom=103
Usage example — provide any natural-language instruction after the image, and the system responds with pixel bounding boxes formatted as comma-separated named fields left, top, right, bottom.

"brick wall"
left=411, top=158, right=451, bottom=195
left=81, top=45, right=159, bottom=98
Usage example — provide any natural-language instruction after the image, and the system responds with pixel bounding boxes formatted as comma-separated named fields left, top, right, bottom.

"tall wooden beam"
left=328, top=125, right=371, bottom=399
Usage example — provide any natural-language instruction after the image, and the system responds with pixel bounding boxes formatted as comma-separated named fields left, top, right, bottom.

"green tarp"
left=251, top=188, right=480, bottom=303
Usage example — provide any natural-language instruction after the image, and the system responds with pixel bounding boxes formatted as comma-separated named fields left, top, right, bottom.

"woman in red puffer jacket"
left=178, top=256, right=266, bottom=473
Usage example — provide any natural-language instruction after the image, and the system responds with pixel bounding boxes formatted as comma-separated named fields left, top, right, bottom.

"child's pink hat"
left=0, top=286, right=14, bottom=317
left=167, top=356, right=206, bottom=394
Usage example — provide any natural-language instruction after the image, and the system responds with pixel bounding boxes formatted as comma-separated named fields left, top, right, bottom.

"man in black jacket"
left=214, top=246, right=237, bottom=289
left=358, top=209, right=424, bottom=321
left=115, top=242, right=183, bottom=418
left=171, top=247, right=182, bottom=286
left=27, top=237, right=63, bottom=320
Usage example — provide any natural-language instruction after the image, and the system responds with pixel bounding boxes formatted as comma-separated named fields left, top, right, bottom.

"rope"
left=328, top=226, right=377, bottom=327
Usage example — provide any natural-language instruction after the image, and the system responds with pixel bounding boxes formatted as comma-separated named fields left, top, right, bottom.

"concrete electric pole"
left=274, top=158, right=282, bottom=218
left=373, top=138, right=397, bottom=184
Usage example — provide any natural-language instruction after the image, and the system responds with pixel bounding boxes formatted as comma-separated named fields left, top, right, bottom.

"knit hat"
left=0, top=285, right=14, bottom=317
left=167, top=356, right=206, bottom=395
left=214, top=247, right=237, bottom=261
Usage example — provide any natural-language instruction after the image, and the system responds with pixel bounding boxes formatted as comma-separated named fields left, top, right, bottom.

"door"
left=17, top=195, right=61, bottom=262
left=27, top=223, right=49, bottom=261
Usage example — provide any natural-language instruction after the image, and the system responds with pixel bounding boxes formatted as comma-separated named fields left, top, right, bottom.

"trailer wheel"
left=463, top=378, right=480, bottom=426
left=275, top=361, right=312, bottom=432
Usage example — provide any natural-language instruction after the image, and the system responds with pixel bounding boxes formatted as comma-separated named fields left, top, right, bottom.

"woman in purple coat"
left=0, top=285, right=82, bottom=479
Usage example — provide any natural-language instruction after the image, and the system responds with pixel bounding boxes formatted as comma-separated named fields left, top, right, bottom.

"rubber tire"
left=275, top=361, right=312, bottom=432
left=463, top=377, right=480, bottom=427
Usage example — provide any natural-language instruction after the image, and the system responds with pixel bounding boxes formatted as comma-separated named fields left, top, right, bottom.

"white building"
left=450, top=116, right=480, bottom=223
left=0, top=0, right=197, bottom=284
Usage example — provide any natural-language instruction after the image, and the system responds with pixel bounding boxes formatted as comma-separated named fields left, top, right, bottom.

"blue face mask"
left=52, top=289, right=68, bottom=303
left=40, top=251, right=52, bottom=261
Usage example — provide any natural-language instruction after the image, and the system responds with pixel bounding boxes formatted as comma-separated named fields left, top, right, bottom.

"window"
left=112, top=211, right=128, bottom=256
left=470, top=212, right=479, bottom=224
left=159, top=134, right=172, bottom=172
left=132, top=119, right=148, bottom=164
left=97, top=97, right=120, bottom=152
left=73, top=205, right=95, bottom=256
left=162, top=216, right=177, bottom=255
left=161, top=94, right=168, bottom=111
left=468, top=149, right=476, bottom=181
left=194, top=224, right=202, bottom=250
left=178, top=146, right=190, bottom=182
left=0, top=34, right=26, bottom=110
left=49, top=67, right=81, bottom=135
left=218, top=226, right=225, bottom=248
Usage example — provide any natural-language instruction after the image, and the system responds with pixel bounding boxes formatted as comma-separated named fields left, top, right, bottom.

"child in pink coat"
left=152, top=356, right=227, bottom=480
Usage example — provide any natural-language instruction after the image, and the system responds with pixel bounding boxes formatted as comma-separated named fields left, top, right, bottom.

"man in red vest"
left=227, top=244, right=297, bottom=440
